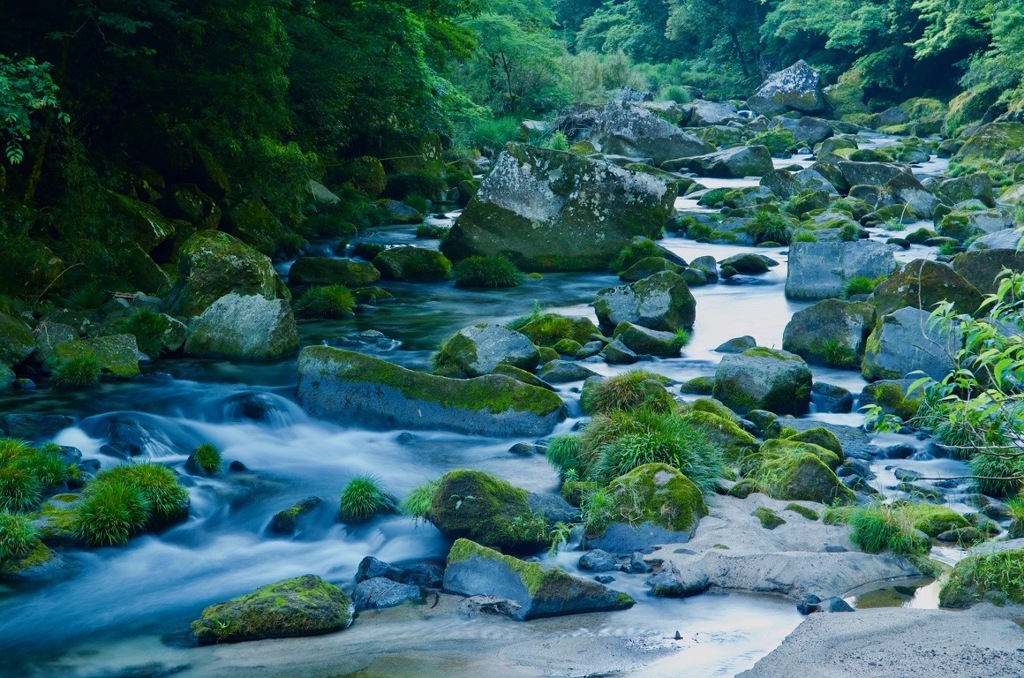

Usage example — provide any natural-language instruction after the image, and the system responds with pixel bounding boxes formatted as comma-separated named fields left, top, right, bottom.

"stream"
left=0, top=134, right=977, bottom=677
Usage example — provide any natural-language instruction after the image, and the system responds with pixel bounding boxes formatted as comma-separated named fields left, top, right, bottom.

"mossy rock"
left=618, top=257, right=682, bottom=282
left=784, top=427, right=843, bottom=463
left=426, top=470, right=548, bottom=555
left=109, top=191, right=176, bottom=253
left=190, top=574, right=353, bottom=644
left=297, top=347, right=564, bottom=437
left=939, top=547, right=1024, bottom=609
left=872, top=259, right=983, bottom=318
left=443, top=539, right=634, bottom=620
left=784, top=503, right=820, bottom=521
left=339, top=156, right=387, bottom=198
left=225, top=198, right=286, bottom=257
left=612, top=321, right=684, bottom=358
left=594, top=270, right=697, bottom=333
left=860, top=379, right=922, bottom=421
left=585, top=463, right=708, bottom=549
left=952, top=122, right=1024, bottom=170
left=288, top=258, right=381, bottom=287
left=372, top=246, right=452, bottom=282
left=52, top=335, right=141, bottom=378
left=754, top=506, right=786, bottom=529
left=748, top=440, right=853, bottom=504
left=0, top=313, right=35, bottom=368
left=680, top=376, right=715, bottom=395
left=903, top=503, right=969, bottom=538
left=713, top=348, right=812, bottom=415
left=516, top=314, right=599, bottom=348
left=681, top=410, right=757, bottom=462
left=184, top=294, right=299, bottom=361
left=433, top=323, right=540, bottom=378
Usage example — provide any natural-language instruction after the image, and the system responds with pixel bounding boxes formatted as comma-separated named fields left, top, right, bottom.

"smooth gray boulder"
left=884, top=173, right=940, bottom=219
left=613, top=322, right=684, bottom=358
left=433, top=323, right=540, bottom=378
left=784, top=116, right=834, bottom=146
left=184, top=293, right=299, bottom=360
left=593, top=270, right=696, bottom=332
left=862, top=306, right=960, bottom=382
left=588, top=100, right=712, bottom=163
left=352, top=577, right=422, bottom=611
left=747, top=61, right=827, bottom=116
left=785, top=241, right=898, bottom=301
left=713, top=348, right=813, bottom=415
left=297, top=347, right=564, bottom=436
left=688, top=100, right=740, bottom=126
left=836, top=161, right=911, bottom=188
left=442, top=143, right=676, bottom=272
left=666, top=145, right=774, bottom=178
left=783, top=299, right=876, bottom=369
left=443, top=539, right=634, bottom=621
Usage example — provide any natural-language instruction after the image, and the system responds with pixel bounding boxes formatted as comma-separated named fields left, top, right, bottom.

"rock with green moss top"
left=297, top=347, right=564, bottom=437
left=190, top=574, right=353, bottom=644
left=860, top=379, right=922, bottom=421
left=862, top=306, right=959, bottom=382
left=754, top=506, right=786, bottom=529
left=288, top=258, right=381, bottom=287
left=433, top=323, right=539, bottom=378
left=939, top=545, right=1024, bottom=609
left=680, top=376, right=715, bottom=395
left=166, top=230, right=290, bottom=317
left=882, top=173, right=939, bottom=219
left=426, top=470, right=548, bottom=554
left=109, top=191, right=176, bottom=253
left=0, top=313, right=35, bottom=368
left=516, top=314, right=599, bottom=348
left=748, top=441, right=854, bottom=504
left=595, top=271, right=696, bottom=333
left=442, top=143, right=675, bottom=272
left=491, top=364, right=553, bottom=391
left=619, top=257, right=682, bottom=282
left=903, top=503, right=969, bottom=538
left=612, top=322, right=684, bottom=358
left=713, top=348, right=812, bottom=415
left=537, top=360, right=600, bottom=383
left=782, top=299, right=875, bottom=369
left=667, top=145, right=774, bottom=178
left=953, top=249, right=1024, bottom=295
left=836, top=161, right=910, bottom=188
left=784, top=503, right=820, bottom=520
left=443, top=538, right=634, bottom=620
left=759, top=438, right=841, bottom=470
left=184, top=294, right=299, bottom=361
left=372, top=246, right=451, bottom=282
left=952, top=122, right=1024, bottom=170
left=552, top=338, right=583, bottom=357
left=52, top=334, right=140, bottom=378
left=0, top=539, right=66, bottom=582
left=268, top=497, right=324, bottom=536
left=588, top=100, right=713, bottom=163
left=224, top=198, right=285, bottom=257
left=938, top=206, right=1015, bottom=244
left=785, top=241, right=897, bottom=301
left=936, top=173, right=995, bottom=207
left=681, top=410, right=758, bottom=462
left=585, top=463, right=708, bottom=552
left=785, top=427, right=843, bottom=462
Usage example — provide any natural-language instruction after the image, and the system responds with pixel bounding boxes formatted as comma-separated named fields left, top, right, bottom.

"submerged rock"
left=443, top=539, right=634, bottom=620
left=297, top=347, right=564, bottom=437
left=184, top=293, right=299, bottom=361
left=190, top=574, right=353, bottom=644
left=441, top=143, right=675, bottom=271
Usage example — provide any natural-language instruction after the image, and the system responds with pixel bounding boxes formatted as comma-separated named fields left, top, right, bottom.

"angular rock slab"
left=862, top=306, right=960, bottom=382
left=594, top=270, right=696, bottom=332
left=184, top=293, right=299, bottom=361
left=785, top=241, right=898, bottom=301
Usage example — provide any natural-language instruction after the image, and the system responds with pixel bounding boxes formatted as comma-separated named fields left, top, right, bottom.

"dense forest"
left=0, top=0, right=1022, bottom=303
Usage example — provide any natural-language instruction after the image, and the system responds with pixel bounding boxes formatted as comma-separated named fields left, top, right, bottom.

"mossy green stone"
left=372, top=246, right=452, bottom=282
left=939, top=548, right=1024, bottom=609
left=750, top=440, right=853, bottom=504
left=681, top=410, right=757, bottom=462
left=586, top=463, right=708, bottom=539
left=0, top=313, right=34, bottom=367
left=754, top=506, right=786, bottom=529
left=904, top=503, right=969, bottom=538
left=873, top=260, right=983, bottom=317
left=785, top=427, right=843, bottom=462
left=52, top=335, right=140, bottom=378
left=190, top=574, right=353, bottom=644
left=517, top=314, right=599, bottom=348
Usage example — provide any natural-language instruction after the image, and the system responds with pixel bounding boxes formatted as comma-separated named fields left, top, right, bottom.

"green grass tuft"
left=844, top=503, right=931, bottom=556
left=969, top=452, right=1024, bottom=497
left=0, top=511, right=38, bottom=562
left=73, top=481, right=151, bottom=546
left=580, top=371, right=674, bottom=416
left=0, top=465, right=42, bottom=513
left=844, top=274, right=886, bottom=298
left=400, top=479, right=440, bottom=522
left=295, top=285, right=356, bottom=318
left=51, top=353, right=101, bottom=388
left=100, top=464, right=190, bottom=524
left=453, top=254, right=524, bottom=289
left=118, top=309, right=170, bottom=357
left=193, top=444, right=222, bottom=475
left=339, top=475, right=393, bottom=523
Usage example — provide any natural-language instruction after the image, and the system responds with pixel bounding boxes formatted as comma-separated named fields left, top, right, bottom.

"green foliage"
left=73, top=480, right=150, bottom=547
left=192, top=444, right=222, bottom=476
left=843, top=503, right=931, bottom=556
left=0, top=55, right=66, bottom=166
left=546, top=436, right=591, bottom=481
left=417, top=224, right=450, bottom=240
left=580, top=371, right=675, bottom=416
left=745, top=208, right=793, bottom=246
left=969, top=451, right=1024, bottom=497
left=100, top=464, right=189, bottom=524
left=400, top=479, right=441, bottom=523
left=453, top=254, right=524, bottom=289
left=547, top=131, right=569, bottom=151
left=294, top=285, right=355, bottom=318
left=844, top=275, right=886, bottom=297
left=469, top=117, right=522, bottom=151
left=0, top=465, right=42, bottom=513
left=610, top=238, right=666, bottom=272
left=839, top=223, right=861, bottom=242
left=0, top=511, right=38, bottom=563
left=51, top=353, right=101, bottom=388
left=940, top=548, right=1024, bottom=608
left=117, top=309, right=170, bottom=357
left=816, top=338, right=858, bottom=369
left=339, top=475, right=393, bottom=523
left=751, top=129, right=797, bottom=156
left=0, top=440, right=73, bottom=514
left=663, top=85, right=692, bottom=104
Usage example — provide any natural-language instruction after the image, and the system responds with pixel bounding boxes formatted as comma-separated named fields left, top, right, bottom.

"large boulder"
left=52, top=335, right=141, bottom=378
left=713, top=348, right=812, bottom=415
left=296, top=347, right=564, bottom=437
left=665, top=145, right=774, bottom=178
left=688, top=100, right=741, bottom=127
left=433, top=323, right=540, bottom=378
left=166, top=230, right=290, bottom=317
left=872, top=260, right=983, bottom=317
left=190, top=574, right=353, bottom=644
left=585, top=463, right=709, bottom=552
left=883, top=173, right=940, bottom=219
left=372, top=246, right=451, bottom=282
left=515, top=313, right=600, bottom=347
left=862, top=306, right=960, bottom=382
left=785, top=117, right=834, bottom=146
left=442, top=144, right=676, bottom=271
left=952, top=122, right=1024, bottom=169
left=586, top=100, right=712, bottom=163
left=443, top=539, right=634, bottom=620
left=184, top=293, right=299, bottom=361
left=288, top=258, right=381, bottom=286
left=936, top=173, right=995, bottom=208
left=785, top=241, right=898, bottom=301
left=953, top=249, right=1024, bottom=294
left=0, top=313, right=35, bottom=368
left=426, top=470, right=548, bottom=554
left=836, top=161, right=911, bottom=188
left=782, top=299, right=876, bottom=369
left=593, top=270, right=696, bottom=332
left=109, top=192, right=176, bottom=253
left=747, top=61, right=827, bottom=116
left=747, top=440, right=855, bottom=504
left=938, top=206, right=1016, bottom=242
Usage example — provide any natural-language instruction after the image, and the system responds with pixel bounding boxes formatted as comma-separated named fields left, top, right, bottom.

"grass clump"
left=416, top=224, right=449, bottom=239
left=0, top=440, right=75, bottom=513
left=0, top=465, right=43, bottom=513
left=939, top=548, right=1024, bottom=608
left=73, top=481, right=151, bottom=546
left=339, top=475, right=395, bottom=524
left=546, top=435, right=592, bottom=482
left=580, top=371, right=674, bottom=416
left=745, top=208, right=793, bottom=245
left=843, top=274, right=886, bottom=298
left=610, top=238, right=665, bottom=273
left=0, top=511, right=39, bottom=563
left=101, top=464, right=190, bottom=525
left=117, top=309, right=170, bottom=357
left=969, top=452, right=1024, bottom=497
left=816, top=338, right=858, bottom=369
left=188, top=443, right=222, bottom=476
left=294, top=285, right=356, bottom=318
left=51, top=353, right=101, bottom=388
left=841, top=503, right=931, bottom=556
left=400, top=479, right=440, bottom=523
left=453, top=254, right=524, bottom=289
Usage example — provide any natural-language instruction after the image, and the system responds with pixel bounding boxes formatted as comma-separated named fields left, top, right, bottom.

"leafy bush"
left=399, top=479, right=440, bottom=523
left=73, top=481, right=151, bottom=546
left=51, top=353, right=101, bottom=388
left=0, top=511, right=38, bottom=562
left=470, top=117, right=521, bottom=150
left=547, top=131, right=569, bottom=151
left=663, top=85, right=692, bottom=104
left=580, top=371, right=674, bottom=416
left=294, top=285, right=355, bottom=318
left=453, top=254, right=524, bottom=289
left=339, top=475, right=394, bottom=523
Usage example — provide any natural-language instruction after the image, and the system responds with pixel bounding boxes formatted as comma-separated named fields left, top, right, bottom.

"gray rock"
left=967, top=229, right=1021, bottom=251
left=288, top=257, right=381, bottom=286
left=811, top=382, right=854, bottom=414
left=594, top=270, right=696, bottom=332
left=715, top=336, right=757, bottom=353
left=862, top=306, right=960, bottom=382
left=782, top=299, right=876, bottom=369
left=603, top=339, right=640, bottom=364
left=32, top=321, right=76, bottom=364
left=352, top=577, right=422, bottom=611
left=184, top=293, right=299, bottom=361
left=527, top=492, right=581, bottom=526
left=538, top=360, right=600, bottom=384
left=613, top=322, right=684, bottom=358
left=666, top=145, right=774, bottom=178
left=434, top=323, right=540, bottom=378
left=785, top=241, right=898, bottom=301
left=837, top=161, right=911, bottom=188
left=0, top=414, right=75, bottom=442
left=588, top=101, right=713, bottom=164
left=713, top=348, right=812, bottom=415
left=688, top=100, right=741, bottom=126
left=356, top=556, right=443, bottom=588
left=586, top=521, right=692, bottom=554
left=579, top=549, right=619, bottom=572
left=747, top=61, right=827, bottom=116
left=884, top=173, right=940, bottom=219
left=267, top=497, right=325, bottom=536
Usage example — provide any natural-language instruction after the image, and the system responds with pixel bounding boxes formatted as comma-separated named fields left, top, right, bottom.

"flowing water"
left=0, top=135, right=977, bottom=677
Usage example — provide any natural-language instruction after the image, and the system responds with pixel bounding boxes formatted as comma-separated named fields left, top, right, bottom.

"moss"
left=786, top=428, right=843, bottom=462
left=50, top=335, right=140, bottom=379
left=680, top=376, right=715, bottom=395
left=580, top=371, right=674, bottom=416
left=747, top=440, right=854, bottom=505
left=517, top=314, right=599, bottom=348
left=453, top=254, right=524, bottom=289
left=784, top=503, right=819, bottom=520
left=610, top=238, right=667, bottom=273
left=754, top=506, right=786, bottom=530
left=585, top=463, right=708, bottom=538
left=553, top=338, right=583, bottom=357
left=759, top=438, right=840, bottom=470
left=189, top=444, right=222, bottom=476
left=940, top=548, right=1024, bottom=609
left=680, top=410, right=757, bottom=462
left=372, top=246, right=452, bottom=282
left=0, top=538, right=52, bottom=576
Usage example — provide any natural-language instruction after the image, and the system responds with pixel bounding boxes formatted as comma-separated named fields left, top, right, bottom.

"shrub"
left=191, top=444, right=222, bottom=476
left=546, top=435, right=592, bottom=481
left=745, top=208, right=792, bottom=245
left=839, top=223, right=860, bottom=242
left=844, top=503, right=930, bottom=556
left=51, top=353, right=101, bottom=388
left=73, top=481, right=150, bottom=546
left=548, top=131, right=569, bottom=151
left=339, top=475, right=394, bottom=523
left=0, top=511, right=38, bottom=562
left=294, top=285, right=355, bottom=318
left=470, top=117, right=521, bottom=151
left=20, top=444, right=69, bottom=488
left=580, top=371, right=674, bottom=416
left=0, top=465, right=42, bottom=512
left=399, top=479, right=440, bottom=523
left=453, top=254, right=524, bottom=289
left=663, top=85, right=692, bottom=104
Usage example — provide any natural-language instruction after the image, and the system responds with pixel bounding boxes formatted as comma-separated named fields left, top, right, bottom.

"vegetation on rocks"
left=339, top=476, right=395, bottom=524
left=452, top=254, right=525, bottom=289
left=294, top=285, right=356, bottom=319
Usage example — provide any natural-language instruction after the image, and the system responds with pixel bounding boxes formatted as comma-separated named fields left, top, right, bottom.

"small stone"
left=229, top=460, right=248, bottom=472
left=824, top=596, right=855, bottom=613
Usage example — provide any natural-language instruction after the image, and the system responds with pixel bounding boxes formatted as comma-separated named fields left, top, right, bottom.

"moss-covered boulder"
left=441, top=143, right=676, bottom=272
left=784, top=427, right=844, bottom=463
left=903, top=503, right=969, bottom=538
left=224, top=198, right=286, bottom=257
left=585, top=100, right=713, bottom=164
left=594, top=270, right=696, bottom=333
left=516, top=314, right=599, bottom=348
left=836, top=161, right=911, bottom=188
left=860, top=379, right=923, bottom=421
left=184, top=294, right=299, bottom=361
left=939, top=546, right=1024, bottom=609
left=952, top=122, right=1024, bottom=170
left=713, top=348, right=812, bottom=415
left=782, top=299, right=875, bottom=369
left=748, top=440, right=854, bottom=504
left=297, top=347, right=564, bottom=437
left=443, top=539, right=634, bottom=620
left=936, top=173, right=995, bottom=208
left=938, top=206, right=1015, bottom=243
left=681, top=409, right=758, bottom=462
left=0, top=313, right=35, bottom=368
left=372, top=246, right=451, bottom=282
left=862, top=307, right=959, bottom=382
left=612, top=321, right=684, bottom=358
left=747, top=60, right=827, bottom=116
left=433, top=322, right=540, bottom=378
left=585, top=463, right=708, bottom=552
left=872, top=259, right=983, bottom=317
left=166, top=230, right=290, bottom=317
left=52, top=335, right=140, bottom=378
left=953, top=249, right=1024, bottom=295
left=619, top=257, right=682, bottom=282
left=426, top=470, right=548, bottom=554
left=190, top=574, right=353, bottom=644
left=288, top=257, right=381, bottom=287
left=109, top=192, right=176, bottom=253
